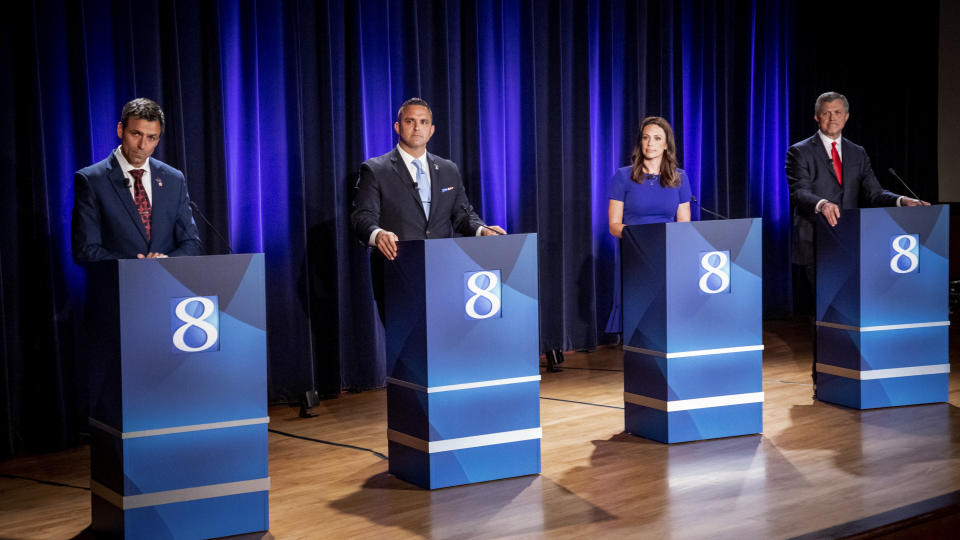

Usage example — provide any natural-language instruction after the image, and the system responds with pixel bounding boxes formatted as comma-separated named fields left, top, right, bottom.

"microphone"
left=690, top=195, right=729, bottom=220
left=189, top=201, right=234, bottom=254
left=887, top=168, right=921, bottom=201
left=460, top=203, right=505, bottom=235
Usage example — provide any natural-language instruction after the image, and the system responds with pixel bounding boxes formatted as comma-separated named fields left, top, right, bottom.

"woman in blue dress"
left=605, top=116, right=691, bottom=333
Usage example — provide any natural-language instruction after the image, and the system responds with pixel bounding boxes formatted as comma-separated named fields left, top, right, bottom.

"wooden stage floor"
left=2, top=320, right=958, bottom=539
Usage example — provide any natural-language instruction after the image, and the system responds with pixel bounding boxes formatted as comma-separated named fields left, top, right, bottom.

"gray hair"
left=815, top=92, right=849, bottom=116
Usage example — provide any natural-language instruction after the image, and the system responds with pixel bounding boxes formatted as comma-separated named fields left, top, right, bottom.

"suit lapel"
left=808, top=135, right=842, bottom=203
left=814, top=134, right=841, bottom=184
left=149, top=159, right=171, bottom=244
left=840, top=139, right=859, bottom=204
left=426, top=153, right=442, bottom=226
left=107, top=153, right=150, bottom=243
left=391, top=149, right=427, bottom=222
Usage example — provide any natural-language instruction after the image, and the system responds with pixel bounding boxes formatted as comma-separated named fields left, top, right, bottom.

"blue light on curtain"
left=219, top=0, right=264, bottom=254
left=357, top=0, right=399, bottom=160
left=3, top=0, right=804, bottom=456
left=748, top=0, right=792, bottom=314
left=679, top=0, right=703, bottom=214
left=474, top=0, right=519, bottom=229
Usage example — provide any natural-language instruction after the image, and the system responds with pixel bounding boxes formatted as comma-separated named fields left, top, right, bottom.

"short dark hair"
left=815, top=92, right=849, bottom=116
left=396, top=97, right=432, bottom=123
left=121, top=98, right=165, bottom=133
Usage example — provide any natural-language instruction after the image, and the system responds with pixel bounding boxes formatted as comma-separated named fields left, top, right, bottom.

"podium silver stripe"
left=91, top=477, right=270, bottom=510
left=388, top=427, right=542, bottom=453
left=816, top=363, right=951, bottom=380
left=88, top=417, right=270, bottom=439
left=624, top=391, right=764, bottom=412
left=815, top=320, right=950, bottom=332
left=624, top=344, right=764, bottom=359
left=386, top=375, right=541, bottom=393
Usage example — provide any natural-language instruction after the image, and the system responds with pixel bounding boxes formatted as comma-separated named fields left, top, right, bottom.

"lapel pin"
left=157, top=177, right=163, bottom=188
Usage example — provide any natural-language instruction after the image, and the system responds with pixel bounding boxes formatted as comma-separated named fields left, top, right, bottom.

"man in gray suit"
left=786, top=91, right=928, bottom=392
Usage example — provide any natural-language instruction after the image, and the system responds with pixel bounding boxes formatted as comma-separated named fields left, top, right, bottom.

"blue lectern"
left=816, top=205, right=950, bottom=409
left=622, top=219, right=763, bottom=443
left=85, top=254, right=269, bottom=538
left=384, top=234, right=541, bottom=489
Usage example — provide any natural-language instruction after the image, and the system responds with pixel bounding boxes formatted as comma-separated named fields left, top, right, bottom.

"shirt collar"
left=396, top=145, right=428, bottom=170
left=114, top=146, right=151, bottom=176
left=817, top=131, right=843, bottom=156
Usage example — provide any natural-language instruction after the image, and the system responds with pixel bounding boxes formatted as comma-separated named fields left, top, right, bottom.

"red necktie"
left=130, top=168, right=152, bottom=240
left=831, top=141, right=842, bottom=185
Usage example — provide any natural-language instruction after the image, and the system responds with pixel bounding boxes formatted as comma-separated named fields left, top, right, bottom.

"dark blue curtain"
left=0, top=0, right=939, bottom=458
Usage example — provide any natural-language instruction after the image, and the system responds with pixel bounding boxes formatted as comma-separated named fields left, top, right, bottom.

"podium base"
left=92, top=491, right=269, bottom=539
left=388, top=439, right=541, bottom=490
left=625, top=402, right=763, bottom=444
left=817, top=372, right=949, bottom=409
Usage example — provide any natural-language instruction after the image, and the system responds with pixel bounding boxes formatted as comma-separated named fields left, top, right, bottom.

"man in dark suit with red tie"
left=786, top=91, right=928, bottom=393
left=72, top=98, right=202, bottom=263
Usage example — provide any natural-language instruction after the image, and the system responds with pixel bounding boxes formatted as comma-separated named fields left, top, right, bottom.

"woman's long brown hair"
left=630, top=116, right=680, bottom=188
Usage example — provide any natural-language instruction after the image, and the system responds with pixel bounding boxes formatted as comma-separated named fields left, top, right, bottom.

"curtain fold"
left=1, top=0, right=938, bottom=458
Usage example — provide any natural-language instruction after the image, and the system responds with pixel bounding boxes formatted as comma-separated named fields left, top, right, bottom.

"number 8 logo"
left=172, top=297, right=220, bottom=352
left=465, top=271, right=501, bottom=319
left=890, top=234, right=919, bottom=274
left=699, top=251, right=730, bottom=294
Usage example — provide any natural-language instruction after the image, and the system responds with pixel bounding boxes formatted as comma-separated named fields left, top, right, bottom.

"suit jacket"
left=785, top=133, right=899, bottom=265
left=72, top=152, right=202, bottom=263
left=351, top=147, right=485, bottom=244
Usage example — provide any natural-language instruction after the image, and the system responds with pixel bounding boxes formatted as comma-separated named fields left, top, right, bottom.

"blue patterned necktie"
left=411, top=159, right=431, bottom=219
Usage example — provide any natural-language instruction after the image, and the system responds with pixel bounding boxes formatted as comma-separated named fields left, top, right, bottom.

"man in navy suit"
left=351, top=97, right=505, bottom=260
left=72, top=98, right=202, bottom=263
left=786, top=91, right=928, bottom=391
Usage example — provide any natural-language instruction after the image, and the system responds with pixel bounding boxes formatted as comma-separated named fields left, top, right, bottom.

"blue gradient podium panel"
left=621, top=219, right=763, bottom=443
left=85, top=254, right=269, bottom=538
left=384, top=234, right=541, bottom=489
left=816, top=206, right=950, bottom=409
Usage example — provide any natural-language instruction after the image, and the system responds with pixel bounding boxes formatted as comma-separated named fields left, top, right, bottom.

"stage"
left=1, top=320, right=958, bottom=539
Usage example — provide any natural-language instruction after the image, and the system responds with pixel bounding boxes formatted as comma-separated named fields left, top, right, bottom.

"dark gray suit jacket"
left=72, top=152, right=202, bottom=262
left=786, top=133, right=899, bottom=266
left=351, top=147, right=484, bottom=244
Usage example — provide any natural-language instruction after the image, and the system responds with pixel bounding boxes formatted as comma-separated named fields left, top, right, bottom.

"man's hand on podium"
left=820, top=201, right=841, bottom=227
left=481, top=225, right=506, bottom=236
left=137, top=252, right=168, bottom=258
left=901, top=197, right=930, bottom=207
left=376, top=230, right=399, bottom=260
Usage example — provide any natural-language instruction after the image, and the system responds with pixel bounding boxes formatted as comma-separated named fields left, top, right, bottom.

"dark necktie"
left=130, top=168, right=152, bottom=239
left=831, top=141, right=842, bottom=185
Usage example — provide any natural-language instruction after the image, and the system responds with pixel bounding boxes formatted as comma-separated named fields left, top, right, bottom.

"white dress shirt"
left=367, top=145, right=483, bottom=246
left=813, top=132, right=901, bottom=212
left=114, top=146, right=152, bottom=203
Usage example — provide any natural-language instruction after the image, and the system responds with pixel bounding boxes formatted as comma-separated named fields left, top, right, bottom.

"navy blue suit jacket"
left=786, top=133, right=899, bottom=265
left=72, top=152, right=202, bottom=263
left=351, top=147, right=484, bottom=244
